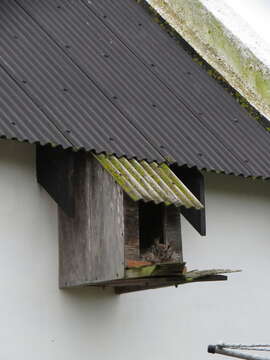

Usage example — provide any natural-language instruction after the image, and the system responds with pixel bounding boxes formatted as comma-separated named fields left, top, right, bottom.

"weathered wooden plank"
left=97, top=268, right=237, bottom=288
left=93, top=268, right=238, bottom=293
left=59, top=153, right=125, bottom=288
left=114, top=275, right=228, bottom=294
left=36, top=145, right=75, bottom=217
left=124, top=194, right=140, bottom=263
left=93, top=276, right=188, bottom=288
left=184, top=269, right=241, bottom=280
left=125, top=262, right=186, bottom=279
left=172, top=165, right=206, bottom=236
left=163, top=205, right=183, bottom=263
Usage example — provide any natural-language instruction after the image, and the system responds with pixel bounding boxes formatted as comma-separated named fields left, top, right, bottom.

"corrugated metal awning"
left=94, top=153, right=203, bottom=209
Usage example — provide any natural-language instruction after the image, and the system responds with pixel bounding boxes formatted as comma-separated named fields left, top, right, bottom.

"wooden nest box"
left=36, top=146, right=226, bottom=294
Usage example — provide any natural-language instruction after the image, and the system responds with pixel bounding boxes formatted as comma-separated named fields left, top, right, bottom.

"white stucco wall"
left=1, top=139, right=270, bottom=360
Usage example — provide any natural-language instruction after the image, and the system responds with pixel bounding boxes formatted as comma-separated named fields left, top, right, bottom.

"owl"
left=141, top=239, right=180, bottom=263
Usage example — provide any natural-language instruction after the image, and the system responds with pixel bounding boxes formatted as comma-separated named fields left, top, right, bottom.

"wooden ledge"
left=125, top=262, right=186, bottom=279
left=92, top=268, right=240, bottom=294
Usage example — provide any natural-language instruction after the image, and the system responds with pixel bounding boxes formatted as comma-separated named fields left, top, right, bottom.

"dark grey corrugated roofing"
left=0, top=0, right=270, bottom=178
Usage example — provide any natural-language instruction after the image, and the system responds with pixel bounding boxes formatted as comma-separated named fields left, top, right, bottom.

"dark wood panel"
left=163, top=205, right=183, bottom=263
left=124, top=194, right=140, bottom=263
left=113, top=275, right=227, bottom=294
left=172, top=165, right=206, bottom=236
left=125, top=262, right=186, bottom=279
left=36, top=145, right=75, bottom=217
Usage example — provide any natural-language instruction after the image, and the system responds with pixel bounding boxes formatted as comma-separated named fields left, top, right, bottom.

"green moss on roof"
left=137, top=0, right=269, bottom=129
left=93, top=152, right=203, bottom=209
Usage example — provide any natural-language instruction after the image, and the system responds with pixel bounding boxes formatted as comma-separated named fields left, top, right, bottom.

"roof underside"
left=1, top=0, right=270, bottom=178
left=94, top=153, right=203, bottom=209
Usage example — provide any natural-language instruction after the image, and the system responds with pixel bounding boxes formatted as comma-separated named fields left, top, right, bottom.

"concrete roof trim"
left=146, top=0, right=270, bottom=121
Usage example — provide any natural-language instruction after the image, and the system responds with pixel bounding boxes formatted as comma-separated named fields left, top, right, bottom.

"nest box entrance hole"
left=124, top=194, right=182, bottom=267
left=139, top=201, right=164, bottom=250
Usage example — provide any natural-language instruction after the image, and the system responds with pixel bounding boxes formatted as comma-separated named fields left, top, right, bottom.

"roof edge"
left=145, top=0, right=270, bottom=122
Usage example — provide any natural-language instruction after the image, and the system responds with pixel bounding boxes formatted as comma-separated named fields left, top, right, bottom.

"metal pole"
left=208, top=346, right=270, bottom=360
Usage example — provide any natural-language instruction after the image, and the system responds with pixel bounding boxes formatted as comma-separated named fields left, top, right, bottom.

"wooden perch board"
left=184, top=269, right=241, bottom=280
left=102, top=267, right=241, bottom=294
left=125, top=262, right=186, bottom=279
left=114, top=274, right=228, bottom=294
left=125, top=263, right=240, bottom=280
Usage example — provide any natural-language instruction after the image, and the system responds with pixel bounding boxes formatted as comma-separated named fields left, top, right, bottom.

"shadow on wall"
left=205, top=172, right=270, bottom=199
left=57, top=287, right=122, bottom=328
left=60, top=286, right=118, bottom=306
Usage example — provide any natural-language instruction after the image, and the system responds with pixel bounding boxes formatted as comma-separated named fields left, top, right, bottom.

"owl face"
left=141, top=239, right=181, bottom=263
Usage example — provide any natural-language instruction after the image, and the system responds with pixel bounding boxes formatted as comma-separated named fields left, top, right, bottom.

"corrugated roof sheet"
left=94, top=154, right=203, bottom=209
left=0, top=0, right=270, bottom=178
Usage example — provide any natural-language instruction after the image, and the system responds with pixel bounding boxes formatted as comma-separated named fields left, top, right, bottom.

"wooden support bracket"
left=172, top=165, right=206, bottom=236
left=102, top=267, right=240, bottom=294
left=114, top=274, right=228, bottom=294
left=36, top=145, right=75, bottom=217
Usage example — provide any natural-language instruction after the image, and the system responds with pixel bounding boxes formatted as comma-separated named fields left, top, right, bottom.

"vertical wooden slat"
left=163, top=205, right=183, bottom=263
left=59, top=153, right=125, bottom=288
left=172, top=165, right=206, bottom=236
left=124, top=194, right=140, bottom=263
left=36, top=144, right=75, bottom=217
